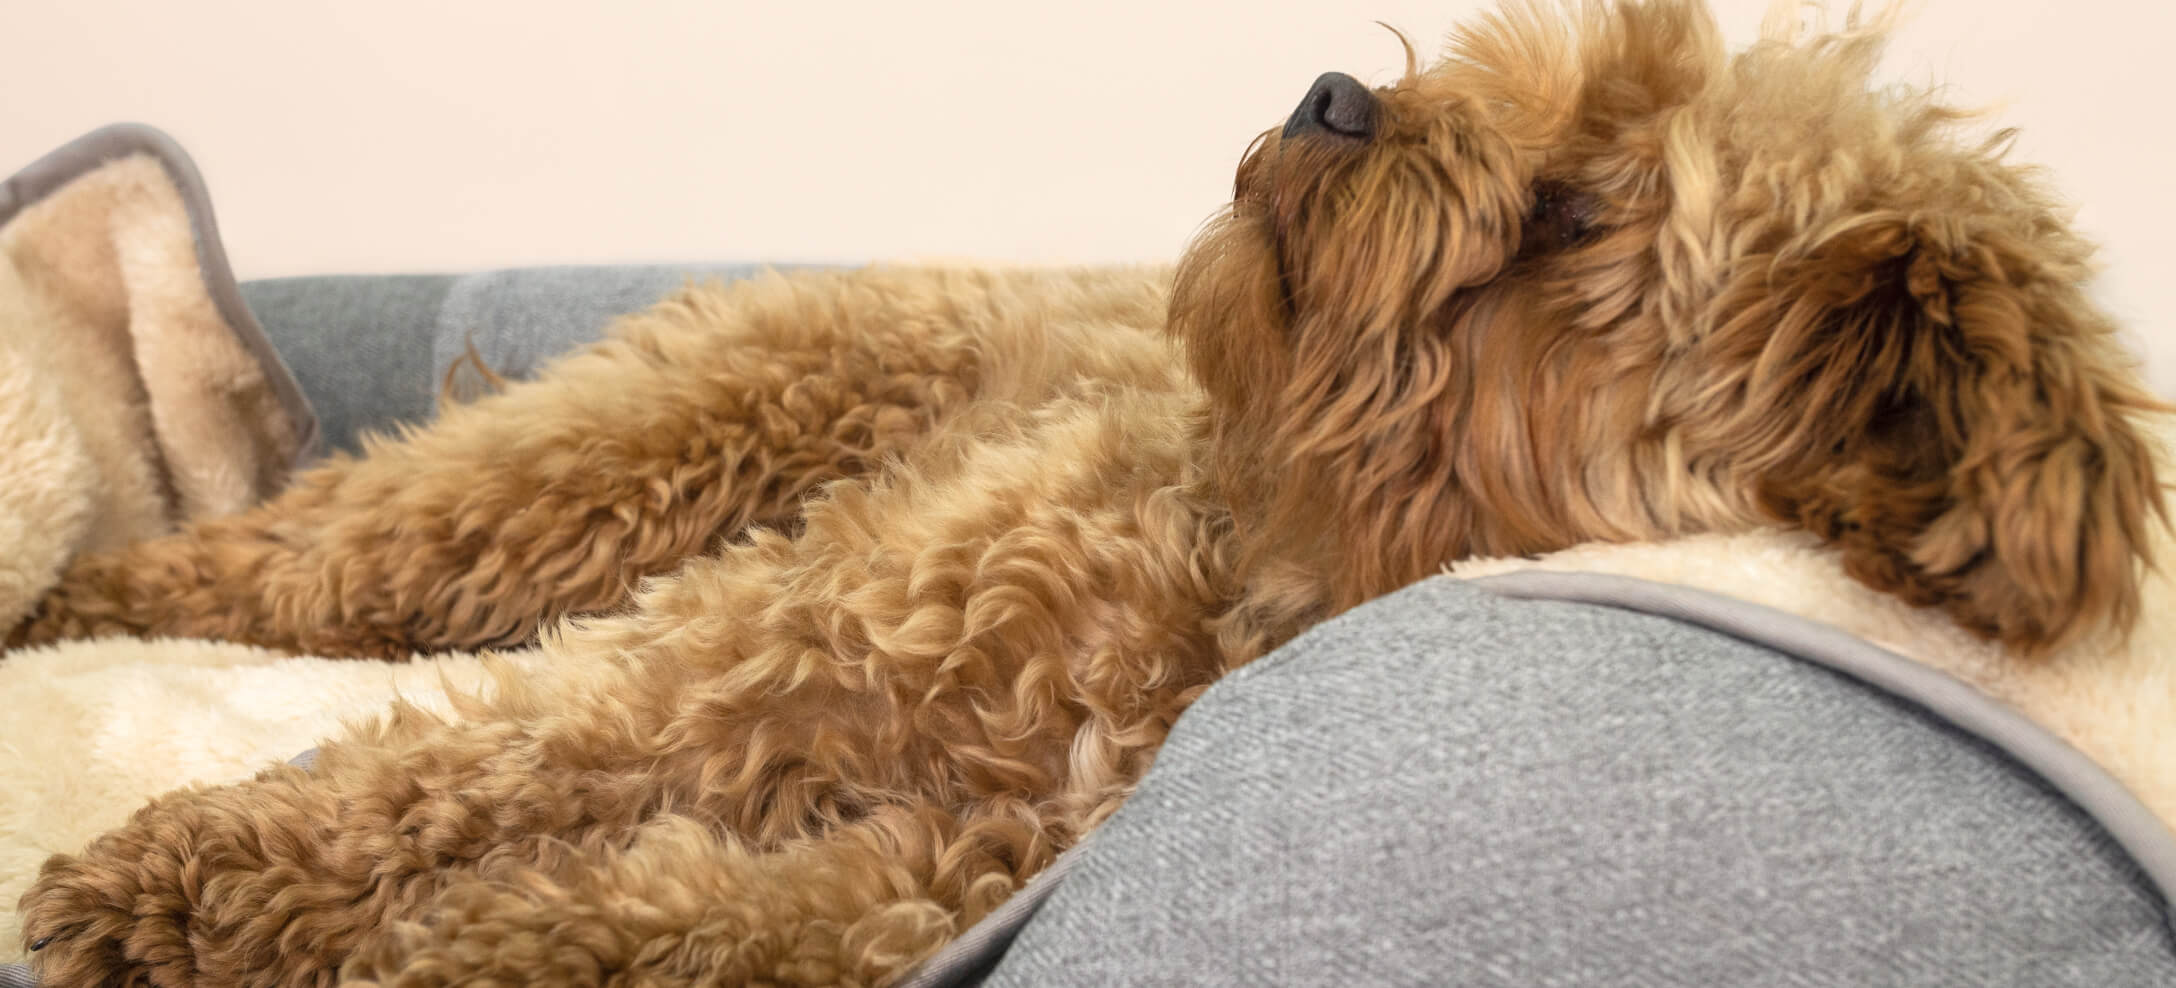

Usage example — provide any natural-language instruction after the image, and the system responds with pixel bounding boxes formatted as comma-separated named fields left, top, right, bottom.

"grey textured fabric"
left=982, top=576, right=2176, bottom=986
left=241, top=273, right=456, bottom=453
left=428, top=264, right=770, bottom=389
left=1471, top=570, right=2176, bottom=906
left=240, top=265, right=781, bottom=453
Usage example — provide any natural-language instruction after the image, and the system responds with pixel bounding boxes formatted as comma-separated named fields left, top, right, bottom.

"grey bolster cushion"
left=939, top=576, right=2176, bottom=985
left=13, top=270, right=2165, bottom=987
left=240, top=264, right=783, bottom=454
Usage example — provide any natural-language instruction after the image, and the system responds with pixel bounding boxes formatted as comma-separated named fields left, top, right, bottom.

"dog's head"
left=1175, top=0, right=2165, bottom=653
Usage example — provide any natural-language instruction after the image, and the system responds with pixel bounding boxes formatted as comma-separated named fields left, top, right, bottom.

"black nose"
left=1282, top=72, right=1377, bottom=141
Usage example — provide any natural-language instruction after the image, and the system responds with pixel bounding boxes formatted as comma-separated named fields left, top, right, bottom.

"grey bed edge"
left=896, top=569, right=2176, bottom=987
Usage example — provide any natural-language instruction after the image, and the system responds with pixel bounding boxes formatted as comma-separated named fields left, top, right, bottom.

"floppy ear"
left=1742, top=215, right=2166, bottom=654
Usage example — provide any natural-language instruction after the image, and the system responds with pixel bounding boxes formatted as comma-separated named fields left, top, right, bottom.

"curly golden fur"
left=12, top=1, right=2166, bottom=985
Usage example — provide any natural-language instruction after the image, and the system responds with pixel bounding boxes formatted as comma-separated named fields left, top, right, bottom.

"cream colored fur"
left=0, top=185, right=169, bottom=571
left=0, top=285, right=477, bottom=962
left=0, top=154, right=305, bottom=524
left=0, top=142, right=340, bottom=964
left=0, top=334, right=479, bottom=963
left=0, top=643, right=513, bottom=963
left=0, top=263, right=97, bottom=631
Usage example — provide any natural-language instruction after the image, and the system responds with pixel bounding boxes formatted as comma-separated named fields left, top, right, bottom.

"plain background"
left=3, top=1, right=2169, bottom=396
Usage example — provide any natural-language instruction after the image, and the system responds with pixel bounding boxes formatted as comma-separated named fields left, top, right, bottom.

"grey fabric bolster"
left=905, top=570, right=2176, bottom=987
left=1469, top=569, right=2176, bottom=918
left=241, top=264, right=810, bottom=455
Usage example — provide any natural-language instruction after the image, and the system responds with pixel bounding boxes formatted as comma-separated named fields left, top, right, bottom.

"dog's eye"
left=1525, top=183, right=1599, bottom=251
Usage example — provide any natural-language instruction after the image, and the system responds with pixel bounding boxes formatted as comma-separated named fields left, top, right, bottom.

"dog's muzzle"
left=1281, top=72, right=1377, bottom=142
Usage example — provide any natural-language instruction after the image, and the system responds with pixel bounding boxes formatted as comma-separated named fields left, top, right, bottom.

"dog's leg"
left=9, top=272, right=986, bottom=658
left=14, top=627, right=1047, bottom=988
left=16, top=675, right=717, bottom=988
left=15, top=525, right=1065, bottom=986
left=338, top=805, right=1031, bottom=988
left=21, top=367, right=1217, bottom=987
left=18, top=726, right=471, bottom=986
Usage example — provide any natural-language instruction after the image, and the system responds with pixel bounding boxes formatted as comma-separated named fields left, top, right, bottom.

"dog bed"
left=4, top=127, right=2171, bottom=983
left=927, top=574, right=2176, bottom=985
left=247, top=266, right=2176, bottom=986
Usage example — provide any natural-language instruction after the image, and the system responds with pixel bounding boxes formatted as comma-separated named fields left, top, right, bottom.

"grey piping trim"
left=892, top=843, right=1083, bottom=988
left=0, top=123, right=321, bottom=463
left=1469, top=569, right=2176, bottom=921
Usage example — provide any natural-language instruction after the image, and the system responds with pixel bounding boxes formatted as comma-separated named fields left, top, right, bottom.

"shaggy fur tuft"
left=11, top=2, right=2166, bottom=985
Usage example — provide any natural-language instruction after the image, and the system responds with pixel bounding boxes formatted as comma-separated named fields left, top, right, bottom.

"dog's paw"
left=18, top=841, right=198, bottom=987
left=24, top=769, right=435, bottom=987
left=18, top=781, right=312, bottom=987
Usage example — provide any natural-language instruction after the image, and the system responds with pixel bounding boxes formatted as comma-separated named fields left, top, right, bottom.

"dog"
left=14, top=0, right=2166, bottom=984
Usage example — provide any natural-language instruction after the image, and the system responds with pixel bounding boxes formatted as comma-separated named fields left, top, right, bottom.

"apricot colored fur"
left=14, top=2, right=2165, bottom=985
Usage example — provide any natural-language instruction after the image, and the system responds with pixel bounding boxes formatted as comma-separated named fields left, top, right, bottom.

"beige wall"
left=3, top=1, right=2169, bottom=395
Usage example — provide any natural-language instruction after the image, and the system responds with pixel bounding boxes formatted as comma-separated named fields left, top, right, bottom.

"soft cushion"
left=974, top=577, right=2176, bottom=985
left=242, top=265, right=783, bottom=452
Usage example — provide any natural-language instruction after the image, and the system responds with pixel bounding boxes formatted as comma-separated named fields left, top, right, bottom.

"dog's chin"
left=1219, top=145, right=1297, bottom=328
left=1171, top=212, right=1286, bottom=387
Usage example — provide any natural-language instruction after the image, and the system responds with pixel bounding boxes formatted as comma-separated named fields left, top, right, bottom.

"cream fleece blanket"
left=0, top=641, right=509, bottom=961
left=0, top=124, right=485, bottom=964
left=0, top=281, right=496, bottom=958
left=0, top=292, right=502, bottom=962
